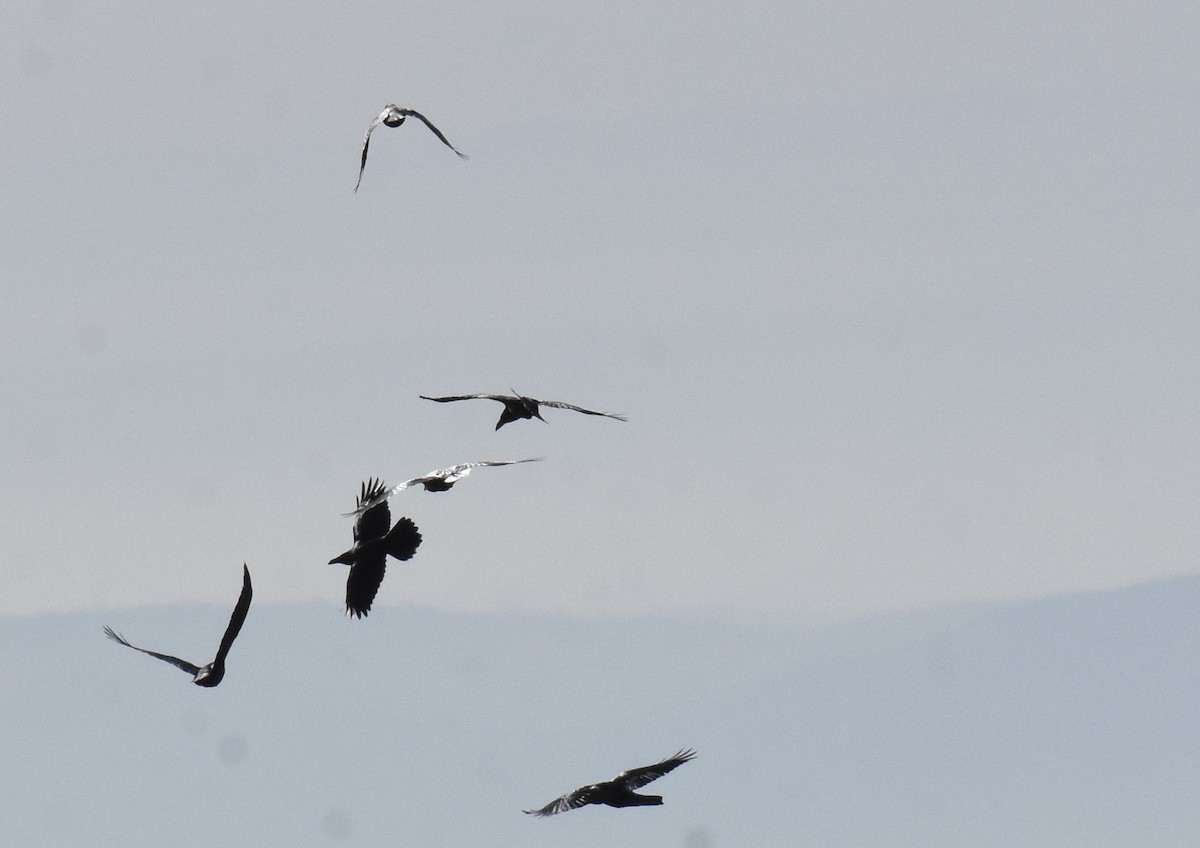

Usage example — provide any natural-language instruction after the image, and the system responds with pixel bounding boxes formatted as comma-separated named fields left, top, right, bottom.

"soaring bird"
left=354, top=105, right=468, bottom=192
left=524, top=749, right=697, bottom=817
left=329, top=478, right=423, bottom=618
left=103, top=564, right=253, bottom=688
left=420, top=391, right=627, bottom=430
left=343, top=458, right=543, bottom=517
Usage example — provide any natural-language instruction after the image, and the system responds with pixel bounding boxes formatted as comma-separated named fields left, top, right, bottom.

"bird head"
left=511, top=389, right=545, bottom=421
left=192, top=663, right=223, bottom=687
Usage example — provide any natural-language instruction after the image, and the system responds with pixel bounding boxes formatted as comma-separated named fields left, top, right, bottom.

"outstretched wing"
left=354, top=478, right=392, bottom=542
left=617, top=749, right=697, bottom=790
left=400, top=109, right=469, bottom=159
left=345, top=548, right=386, bottom=619
left=435, top=457, right=543, bottom=482
left=343, top=476, right=423, bottom=517
left=523, top=783, right=606, bottom=817
left=420, top=393, right=512, bottom=404
left=213, top=564, right=253, bottom=666
left=354, top=107, right=394, bottom=193
left=460, top=457, right=542, bottom=470
left=539, top=399, right=627, bottom=421
left=103, top=626, right=201, bottom=676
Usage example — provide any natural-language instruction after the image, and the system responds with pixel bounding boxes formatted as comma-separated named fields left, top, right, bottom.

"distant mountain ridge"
left=2, top=576, right=1199, bottom=847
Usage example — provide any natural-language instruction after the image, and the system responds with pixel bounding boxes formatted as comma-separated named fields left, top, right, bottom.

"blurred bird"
left=420, top=391, right=627, bottom=430
left=329, top=478, right=423, bottom=618
left=103, top=564, right=253, bottom=688
left=524, top=749, right=697, bottom=817
left=354, top=105, right=468, bottom=192
left=343, top=458, right=543, bottom=517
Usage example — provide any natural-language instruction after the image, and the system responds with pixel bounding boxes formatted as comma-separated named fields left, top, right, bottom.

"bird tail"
left=385, top=517, right=423, bottom=561
left=614, top=793, right=663, bottom=807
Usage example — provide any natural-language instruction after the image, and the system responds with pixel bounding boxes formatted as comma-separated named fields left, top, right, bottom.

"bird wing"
left=437, top=457, right=542, bottom=480
left=420, top=393, right=512, bottom=404
left=354, top=107, right=394, bottom=193
left=399, top=109, right=469, bottom=159
left=539, top=400, right=627, bottom=421
left=616, top=749, right=697, bottom=790
left=103, top=626, right=201, bottom=676
left=345, top=548, right=386, bottom=619
left=523, top=783, right=606, bottom=817
left=354, top=478, right=392, bottom=542
left=466, top=457, right=543, bottom=469
left=213, top=564, right=253, bottom=666
left=343, top=476, right=422, bottom=517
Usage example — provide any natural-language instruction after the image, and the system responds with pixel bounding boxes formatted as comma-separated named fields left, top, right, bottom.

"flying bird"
left=524, top=749, right=697, bottom=817
left=343, top=458, right=543, bottom=517
left=354, top=105, right=468, bottom=192
left=102, top=564, right=253, bottom=688
left=329, top=478, right=423, bottom=618
left=420, top=391, right=627, bottom=430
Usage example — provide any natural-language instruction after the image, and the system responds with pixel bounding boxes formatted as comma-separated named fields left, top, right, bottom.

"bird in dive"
left=102, top=564, right=253, bottom=688
left=524, top=749, right=697, bottom=817
left=420, top=391, right=627, bottom=430
left=329, top=478, right=423, bottom=618
left=342, top=458, right=543, bottom=517
left=354, top=105, right=468, bottom=192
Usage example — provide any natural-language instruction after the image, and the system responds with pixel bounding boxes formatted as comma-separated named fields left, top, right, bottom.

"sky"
left=3, top=0, right=1200, bottom=625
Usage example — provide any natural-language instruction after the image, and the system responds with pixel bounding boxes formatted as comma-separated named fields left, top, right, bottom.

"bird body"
left=330, top=478, right=423, bottom=618
left=103, top=564, right=253, bottom=688
left=420, top=391, right=626, bottom=430
left=342, top=458, right=542, bottom=517
left=354, top=105, right=468, bottom=192
left=524, top=749, right=696, bottom=817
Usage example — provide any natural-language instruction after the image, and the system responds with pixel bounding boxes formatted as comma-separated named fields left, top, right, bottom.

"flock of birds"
left=103, top=223, right=695, bottom=824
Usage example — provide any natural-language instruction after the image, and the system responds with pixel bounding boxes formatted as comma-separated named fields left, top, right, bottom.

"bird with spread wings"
left=103, top=564, right=253, bottom=688
left=420, top=391, right=627, bottom=430
left=342, top=458, right=542, bottom=517
left=524, top=749, right=697, bottom=817
left=354, top=105, right=468, bottom=192
left=329, top=478, right=423, bottom=618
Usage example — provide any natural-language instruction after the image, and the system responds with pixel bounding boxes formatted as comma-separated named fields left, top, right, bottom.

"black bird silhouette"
left=102, top=564, right=253, bottom=688
left=342, top=458, right=543, bottom=517
left=329, top=478, right=423, bottom=618
left=354, top=105, right=468, bottom=192
left=524, top=749, right=697, bottom=817
left=420, top=391, right=627, bottom=430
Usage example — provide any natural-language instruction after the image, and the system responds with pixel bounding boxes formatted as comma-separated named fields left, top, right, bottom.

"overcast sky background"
left=4, top=1, right=1199, bottom=624
left=6, top=3, right=1200, bottom=846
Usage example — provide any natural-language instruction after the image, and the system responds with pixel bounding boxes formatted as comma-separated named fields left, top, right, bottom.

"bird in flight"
left=329, top=478, right=423, bottom=618
left=102, top=564, right=253, bottom=688
left=354, top=105, right=468, bottom=192
left=420, top=391, right=627, bottom=430
left=342, top=458, right=543, bottom=517
left=524, top=749, right=697, bottom=817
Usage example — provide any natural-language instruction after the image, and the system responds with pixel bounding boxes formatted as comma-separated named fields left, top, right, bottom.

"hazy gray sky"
left=4, top=1, right=1199, bottom=621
